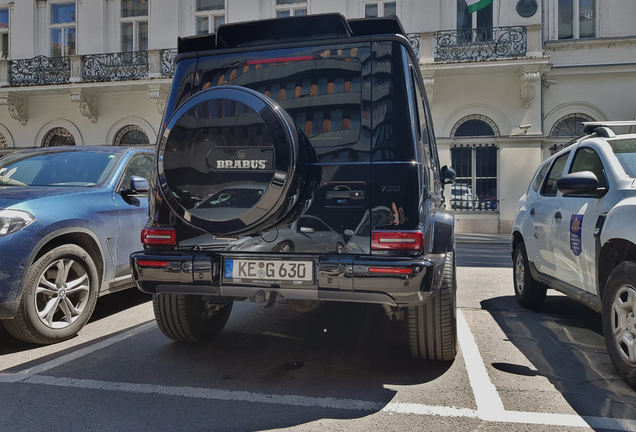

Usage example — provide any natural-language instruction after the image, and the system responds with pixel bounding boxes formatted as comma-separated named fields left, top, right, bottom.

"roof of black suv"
left=177, top=13, right=407, bottom=54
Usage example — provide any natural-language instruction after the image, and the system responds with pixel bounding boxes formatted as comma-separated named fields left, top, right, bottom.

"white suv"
left=512, top=121, right=636, bottom=391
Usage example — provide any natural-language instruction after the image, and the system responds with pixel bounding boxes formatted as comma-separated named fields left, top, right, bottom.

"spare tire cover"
left=158, top=85, right=302, bottom=236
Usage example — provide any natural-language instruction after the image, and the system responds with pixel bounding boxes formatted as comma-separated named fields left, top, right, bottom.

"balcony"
left=0, top=49, right=177, bottom=87
left=409, top=24, right=543, bottom=63
left=434, top=26, right=526, bottom=62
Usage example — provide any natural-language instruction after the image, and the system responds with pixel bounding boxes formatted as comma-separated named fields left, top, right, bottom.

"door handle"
left=326, top=190, right=365, bottom=200
left=554, top=211, right=562, bottom=222
left=530, top=208, right=535, bottom=217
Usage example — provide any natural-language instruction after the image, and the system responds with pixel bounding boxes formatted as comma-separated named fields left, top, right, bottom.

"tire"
left=602, top=262, right=636, bottom=391
left=407, top=251, right=457, bottom=361
left=153, top=294, right=233, bottom=342
left=513, top=241, right=547, bottom=310
left=272, top=241, right=294, bottom=253
left=3, top=244, right=99, bottom=345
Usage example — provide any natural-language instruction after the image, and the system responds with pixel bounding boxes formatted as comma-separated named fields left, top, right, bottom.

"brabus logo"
left=216, top=159, right=267, bottom=169
left=207, top=146, right=275, bottom=172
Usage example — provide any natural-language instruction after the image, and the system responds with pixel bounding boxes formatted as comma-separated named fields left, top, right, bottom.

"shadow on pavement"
left=482, top=294, right=636, bottom=422
left=0, top=288, right=151, bottom=355
left=0, top=302, right=460, bottom=431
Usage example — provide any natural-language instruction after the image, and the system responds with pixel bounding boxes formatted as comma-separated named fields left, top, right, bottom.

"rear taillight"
left=137, top=260, right=170, bottom=267
left=368, top=267, right=412, bottom=275
left=371, top=231, right=424, bottom=251
left=141, top=228, right=176, bottom=246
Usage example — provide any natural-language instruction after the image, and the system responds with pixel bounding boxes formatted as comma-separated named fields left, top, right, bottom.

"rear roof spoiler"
left=178, top=14, right=406, bottom=54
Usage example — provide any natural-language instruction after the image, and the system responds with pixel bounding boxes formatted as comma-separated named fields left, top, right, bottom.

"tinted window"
left=570, top=147, right=607, bottom=188
left=197, top=46, right=368, bottom=161
left=409, top=66, right=433, bottom=165
left=541, top=152, right=570, bottom=197
left=371, top=43, right=412, bottom=162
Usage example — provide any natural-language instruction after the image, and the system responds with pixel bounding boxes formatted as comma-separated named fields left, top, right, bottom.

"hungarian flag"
left=466, top=0, right=494, bottom=13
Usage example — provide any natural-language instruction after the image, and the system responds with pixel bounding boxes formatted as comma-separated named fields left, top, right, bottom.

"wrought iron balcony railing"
left=406, top=33, right=421, bottom=59
left=8, top=55, right=71, bottom=86
left=434, top=26, right=526, bottom=62
left=161, top=49, right=176, bottom=77
left=83, top=51, right=149, bottom=82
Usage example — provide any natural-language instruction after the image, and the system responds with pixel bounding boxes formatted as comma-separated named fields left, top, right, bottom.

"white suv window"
left=531, top=163, right=549, bottom=192
left=569, top=147, right=607, bottom=189
left=541, top=152, right=570, bottom=197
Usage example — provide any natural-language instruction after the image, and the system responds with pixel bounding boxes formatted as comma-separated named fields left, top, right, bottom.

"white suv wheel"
left=609, top=284, right=636, bottom=366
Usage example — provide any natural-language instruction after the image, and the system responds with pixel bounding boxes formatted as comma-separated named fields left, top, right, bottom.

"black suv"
left=131, top=14, right=458, bottom=361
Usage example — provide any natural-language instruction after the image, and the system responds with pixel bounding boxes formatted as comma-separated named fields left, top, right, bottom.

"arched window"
left=449, top=115, right=498, bottom=212
left=43, top=127, right=75, bottom=147
left=550, top=113, right=595, bottom=137
left=114, top=125, right=149, bottom=146
left=451, top=115, right=499, bottom=137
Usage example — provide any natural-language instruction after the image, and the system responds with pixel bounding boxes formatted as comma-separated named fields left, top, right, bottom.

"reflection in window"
left=115, top=125, right=150, bottom=146
left=198, top=49, right=367, bottom=157
left=43, top=127, right=76, bottom=147
left=50, top=3, right=76, bottom=57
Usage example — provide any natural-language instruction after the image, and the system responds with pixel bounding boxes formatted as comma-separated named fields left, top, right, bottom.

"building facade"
left=0, top=0, right=635, bottom=233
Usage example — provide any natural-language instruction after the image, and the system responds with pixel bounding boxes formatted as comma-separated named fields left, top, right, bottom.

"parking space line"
left=20, top=373, right=636, bottom=430
left=456, top=309, right=505, bottom=417
left=3, top=313, right=636, bottom=431
left=0, top=322, right=156, bottom=383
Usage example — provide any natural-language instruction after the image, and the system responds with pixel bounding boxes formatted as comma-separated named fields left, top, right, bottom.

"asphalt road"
left=1, top=242, right=635, bottom=431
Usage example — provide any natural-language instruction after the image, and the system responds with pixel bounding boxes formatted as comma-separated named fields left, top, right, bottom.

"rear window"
left=197, top=46, right=368, bottom=161
left=609, top=138, right=636, bottom=177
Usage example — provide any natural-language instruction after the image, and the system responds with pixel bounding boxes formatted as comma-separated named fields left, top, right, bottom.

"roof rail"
left=583, top=121, right=636, bottom=135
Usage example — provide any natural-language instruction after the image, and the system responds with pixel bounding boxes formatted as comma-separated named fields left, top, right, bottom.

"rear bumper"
left=130, top=251, right=448, bottom=307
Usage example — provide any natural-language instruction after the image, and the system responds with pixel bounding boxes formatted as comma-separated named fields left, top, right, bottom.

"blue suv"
left=0, top=146, right=152, bottom=344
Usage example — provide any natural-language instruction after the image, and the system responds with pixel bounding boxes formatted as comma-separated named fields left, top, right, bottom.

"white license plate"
left=223, top=259, right=313, bottom=283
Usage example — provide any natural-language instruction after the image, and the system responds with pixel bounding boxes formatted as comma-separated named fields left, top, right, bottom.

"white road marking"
left=25, top=374, right=385, bottom=411
left=0, top=322, right=155, bottom=383
left=455, top=309, right=505, bottom=416
left=2, top=313, right=636, bottom=431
